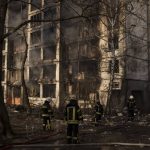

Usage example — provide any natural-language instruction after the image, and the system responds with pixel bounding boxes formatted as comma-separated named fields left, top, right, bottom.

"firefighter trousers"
left=128, top=109, right=134, bottom=121
left=42, top=116, right=51, bottom=131
left=95, top=114, right=102, bottom=123
left=67, top=124, right=78, bottom=144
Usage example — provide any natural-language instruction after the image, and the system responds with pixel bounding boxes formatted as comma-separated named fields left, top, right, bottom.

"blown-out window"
left=31, top=13, right=41, bottom=28
left=31, top=0, right=41, bottom=11
left=43, top=84, right=56, bottom=98
left=31, top=30, right=41, bottom=45
left=109, top=59, right=119, bottom=73
left=43, top=46, right=56, bottom=60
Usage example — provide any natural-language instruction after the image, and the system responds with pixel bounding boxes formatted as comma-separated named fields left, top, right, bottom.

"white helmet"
left=129, top=95, right=134, bottom=99
left=70, top=95, right=76, bottom=100
left=46, top=97, right=52, bottom=102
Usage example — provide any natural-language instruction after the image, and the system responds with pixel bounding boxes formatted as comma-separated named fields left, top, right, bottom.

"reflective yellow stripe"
left=73, top=107, right=75, bottom=121
left=42, top=114, right=49, bottom=117
left=67, top=120, right=78, bottom=124
left=77, top=109, right=81, bottom=112
left=72, top=137, right=78, bottom=140
left=46, top=120, right=51, bottom=130
left=67, top=107, right=70, bottom=120
left=42, top=106, right=47, bottom=108
left=96, top=112, right=101, bottom=114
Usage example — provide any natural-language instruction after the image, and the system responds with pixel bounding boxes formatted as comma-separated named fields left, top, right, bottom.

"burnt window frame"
left=43, top=84, right=56, bottom=98
left=43, top=64, right=56, bottom=81
left=43, top=45, right=56, bottom=60
left=31, top=0, right=41, bottom=11
left=108, top=59, right=119, bottom=73
left=30, top=13, right=42, bottom=28
left=30, top=30, right=41, bottom=45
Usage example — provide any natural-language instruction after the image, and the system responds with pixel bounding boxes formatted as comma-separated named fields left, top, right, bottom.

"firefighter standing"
left=94, top=101, right=103, bottom=125
left=64, top=95, right=83, bottom=144
left=127, top=95, right=136, bottom=121
left=41, top=98, right=54, bottom=131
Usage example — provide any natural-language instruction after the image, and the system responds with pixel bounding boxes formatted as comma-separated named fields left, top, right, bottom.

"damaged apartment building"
left=3, top=0, right=61, bottom=107
left=2, top=0, right=150, bottom=112
left=60, top=0, right=100, bottom=108
left=99, top=0, right=150, bottom=112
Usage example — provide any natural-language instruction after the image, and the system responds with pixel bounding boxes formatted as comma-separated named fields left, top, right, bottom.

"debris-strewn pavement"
left=1, top=107, right=150, bottom=150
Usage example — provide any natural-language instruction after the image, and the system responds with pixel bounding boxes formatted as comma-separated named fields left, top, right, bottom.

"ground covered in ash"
left=1, top=106, right=150, bottom=150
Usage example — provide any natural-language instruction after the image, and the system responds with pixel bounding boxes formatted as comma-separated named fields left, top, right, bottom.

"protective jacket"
left=64, top=99, right=83, bottom=144
left=95, top=102, right=103, bottom=115
left=41, top=101, right=54, bottom=130
left=64, top=100, right=83, bottom=124
left=127, top=99, right=136, bottom=110
left=127, top=96, right=136, bottom=121
left=41, top=101, right=53, bottom=118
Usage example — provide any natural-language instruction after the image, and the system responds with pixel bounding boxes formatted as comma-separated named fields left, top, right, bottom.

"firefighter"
left=41, top=98, right=54, bottom=131
left=127, top=94, right=136, bottom=121
left=64, top=95, right=83, bottom=144
left=94, top=101, right=103, bottom=125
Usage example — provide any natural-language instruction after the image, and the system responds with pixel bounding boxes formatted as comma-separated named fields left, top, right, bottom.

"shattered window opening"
left=43, top=6, right=56, bottom=20
left=109, top=59, right=119, bottom=73
left=28, top=83, right=40, bottom=97
left=31, top=30, right=41, bottom=45
left=31, top=0, right=41, bottom=11
left=79, top=60, right=98, bottom=77
left=29, top=48, right=41, bottom=65
left=43, top=26, right=56, bottom=44
left=43, top=84, right=56, bottom=98
left=13, top=53, right=24, bottom=69
left=14, top=36, right=25, bottom=52
left=43, top=45, right=56, bottom=60
left=31, top=13, right=41, bottom=28
left=43, top=65, right=56, bottom=82
left=29, top=67, right=42, bottom=82
left=14, top=87, right=21, bottom=98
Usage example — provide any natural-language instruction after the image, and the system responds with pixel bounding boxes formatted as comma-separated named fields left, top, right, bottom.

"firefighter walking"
left=127, top=94, right=136, bottom=121
left=41, top=98, right=54, bottom=131
left=64, top=95, right=83, bottom=144
left=94, top=101, right=103, bottom=126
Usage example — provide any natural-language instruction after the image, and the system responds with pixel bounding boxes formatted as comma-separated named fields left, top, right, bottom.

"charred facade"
left=2, top=0, right=150, bottom=112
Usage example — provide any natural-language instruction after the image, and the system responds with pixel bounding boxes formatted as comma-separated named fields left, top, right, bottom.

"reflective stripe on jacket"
left=41, top=102, right=53, bottom=118
left=42, top=114, right=50, bottom=117
left=65, top=103, right=83, bottom=124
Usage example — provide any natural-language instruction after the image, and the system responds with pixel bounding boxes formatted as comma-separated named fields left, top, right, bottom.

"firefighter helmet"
left=69, top=95, right=76, bottom=100
left=45, top=97, right=52, bottom=103
left=129, top=95, right=134, bottom=99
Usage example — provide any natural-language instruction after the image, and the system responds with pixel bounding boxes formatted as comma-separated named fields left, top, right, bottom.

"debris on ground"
left=1, top=106, right=150, bottom=148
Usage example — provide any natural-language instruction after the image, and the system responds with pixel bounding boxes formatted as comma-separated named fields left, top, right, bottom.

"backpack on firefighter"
left=64, top=95, right=83, bottom=144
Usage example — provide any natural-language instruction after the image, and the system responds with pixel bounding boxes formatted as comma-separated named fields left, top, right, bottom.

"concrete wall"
left=125, top=1, right=150, bottom=112
left=126, top=1, right=148, bottom=80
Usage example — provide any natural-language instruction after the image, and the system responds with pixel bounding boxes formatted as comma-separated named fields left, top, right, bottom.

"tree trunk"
left=0, top=0, right=13, bottom=138
left=21, top=29, right=30, bottom=111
